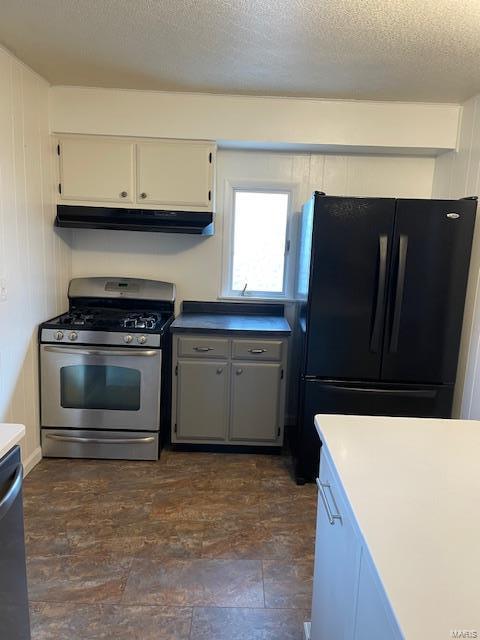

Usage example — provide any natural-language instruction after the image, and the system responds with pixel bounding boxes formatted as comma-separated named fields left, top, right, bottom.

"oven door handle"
left=45, top=434, right=156, bottom=445
left=43, top=346, right=158, bottom=357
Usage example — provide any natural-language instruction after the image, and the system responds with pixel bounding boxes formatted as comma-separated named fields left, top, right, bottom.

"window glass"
left=231, top=190, right=289, bottom=294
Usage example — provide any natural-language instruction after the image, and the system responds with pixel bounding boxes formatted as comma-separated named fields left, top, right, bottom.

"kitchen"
left=1, top=2, right=480, bottom=639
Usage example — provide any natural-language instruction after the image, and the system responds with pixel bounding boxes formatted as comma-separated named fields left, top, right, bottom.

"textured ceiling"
left=1, top=0, right=480, bottom=102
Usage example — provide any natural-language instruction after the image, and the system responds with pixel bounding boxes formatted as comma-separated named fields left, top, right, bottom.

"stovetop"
left=44, top=307, right=173, bottom=333
left=39, top=277, right=175, bottom=347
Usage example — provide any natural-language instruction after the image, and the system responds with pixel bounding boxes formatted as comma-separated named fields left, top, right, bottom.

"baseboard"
left=303, top=621, right=311, bottom=640
left=23, top=446, right=42, bottom=475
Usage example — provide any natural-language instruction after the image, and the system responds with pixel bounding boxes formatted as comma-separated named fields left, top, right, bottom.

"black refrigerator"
left=294, top=193, right=476, bottom=484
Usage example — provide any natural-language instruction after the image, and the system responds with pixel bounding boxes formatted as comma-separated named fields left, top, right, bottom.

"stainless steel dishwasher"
left=0, top=445, right=31, bottom=639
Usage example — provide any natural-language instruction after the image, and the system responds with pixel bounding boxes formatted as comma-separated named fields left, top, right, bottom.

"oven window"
left=60, top=365, right=141, bottom=411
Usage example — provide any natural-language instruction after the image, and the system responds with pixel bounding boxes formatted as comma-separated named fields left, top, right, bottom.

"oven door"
left=40, top=344, right=161, bottom=431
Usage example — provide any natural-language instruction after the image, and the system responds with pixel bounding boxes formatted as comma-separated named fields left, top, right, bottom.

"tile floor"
left=24, top=450, right=317, bottom=639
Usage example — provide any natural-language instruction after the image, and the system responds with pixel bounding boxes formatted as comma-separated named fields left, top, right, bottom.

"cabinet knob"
left=236, top=368, right=243, bottom=375
left=120, top=191, right=128, bottom=198
left=139, top=192, right=147, bottom=199
left=216, top=368, right=223, bottom=374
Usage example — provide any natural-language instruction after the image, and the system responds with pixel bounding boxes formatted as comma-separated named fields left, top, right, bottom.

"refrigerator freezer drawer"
left=294, top=380, right=453, bottom=483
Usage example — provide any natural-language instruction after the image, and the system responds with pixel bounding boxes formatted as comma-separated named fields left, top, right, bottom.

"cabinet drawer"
left=177, top=336, right=229, bottom=358
left=232, top=339, right=283, bottom=361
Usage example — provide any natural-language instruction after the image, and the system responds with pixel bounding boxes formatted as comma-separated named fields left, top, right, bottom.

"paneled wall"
left=0, top=46, right=71, bottom=471
left=432, top=95, right=480, bottom=418
left=71, top=150, right=435, bottom=304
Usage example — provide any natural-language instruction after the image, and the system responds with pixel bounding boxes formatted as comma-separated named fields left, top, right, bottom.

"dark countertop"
left=170, top=301, right=292, bottom=336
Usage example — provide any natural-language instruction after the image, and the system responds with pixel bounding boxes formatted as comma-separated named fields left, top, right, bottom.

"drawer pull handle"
left=194, top=346, right=214, bottom=352
left=316, top=478, right=342, bottom=525
left=249, top=348, right=267, bottom=354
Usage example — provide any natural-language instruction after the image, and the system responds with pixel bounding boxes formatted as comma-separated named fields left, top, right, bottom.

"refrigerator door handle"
left=370, top=234, right=388, bottom=353
left=325, top=384, right=436, bottom=398
left=389, top=234, right=409, bottom=353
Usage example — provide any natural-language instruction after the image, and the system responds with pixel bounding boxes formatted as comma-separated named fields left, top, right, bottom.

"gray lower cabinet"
left=171, top=333, right=288, bottom=446
left=175, top=359, right=229, bottom=440
left=230, top=362, right=282, bottom=441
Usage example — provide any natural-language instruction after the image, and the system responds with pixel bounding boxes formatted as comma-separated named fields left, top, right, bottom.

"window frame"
left=221, top=180, right=298, bottom=301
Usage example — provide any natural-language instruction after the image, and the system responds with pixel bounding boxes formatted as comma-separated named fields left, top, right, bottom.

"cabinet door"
left=354, top=550, right=402, bottom=640
left=175, top=359, right=228, bottom=441
left=230, top=362, right=281, bottom=442
left=136, top=141, right=213, bottom=208
left=59, top=137, right=134, bottom=203
left=311, top=455, right=361, bottom=640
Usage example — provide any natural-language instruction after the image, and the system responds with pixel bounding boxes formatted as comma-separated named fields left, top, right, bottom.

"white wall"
left=71, top=150, right=435, bottom=306
left=0, top=46, right=71, bottom=471
left=50, top=86, right=460, bottom=155
left=432, top=96, right=480, bottom=418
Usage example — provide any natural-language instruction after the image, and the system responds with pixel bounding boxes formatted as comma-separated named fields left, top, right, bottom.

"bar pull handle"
left=370, top=234, right=388, bottom=353
left=43, top=346, right=157, bottom=357
left=194, top=346, right=214, bottom=352
left=45, top=434, right=155, bottom=445
left=390, top=234, right=408, bottom=353
left=0, top=463, right=23, bottom=523
left=326, top=384, right=436, bottom=398
left=248, top=348, right=267, bottom=354
left=316, top=478, right=342, bottom=525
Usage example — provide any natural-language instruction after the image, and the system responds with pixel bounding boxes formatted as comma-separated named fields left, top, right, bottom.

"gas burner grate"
left=122, top=314, right=159, bottom=330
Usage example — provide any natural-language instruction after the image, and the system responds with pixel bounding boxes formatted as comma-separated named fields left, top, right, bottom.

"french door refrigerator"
left=294, top=193, right=476, bottom=483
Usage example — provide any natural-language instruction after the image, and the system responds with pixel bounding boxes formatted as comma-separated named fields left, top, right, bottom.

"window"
left=224, top=187, right=293, bottom=298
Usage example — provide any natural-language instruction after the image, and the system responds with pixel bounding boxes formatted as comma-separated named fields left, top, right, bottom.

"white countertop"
left=0, top=423, right=25, bottom=459
left=315, top=414, right=480, bottom=640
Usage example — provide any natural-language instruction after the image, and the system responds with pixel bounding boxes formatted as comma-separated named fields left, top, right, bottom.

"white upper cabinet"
left=136, top=140, right=214, bottom=209
left=59, top=137, right=134, bottom=203
left=57, top=135, right=215, bottom=211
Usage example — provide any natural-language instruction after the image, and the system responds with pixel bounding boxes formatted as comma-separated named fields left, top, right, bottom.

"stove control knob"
left=137, top=335, right=147, bottom=345
left=54, top=330, right=64, bottom=341
left=68, top=331, right=78, bottom=342
left=124, top=335, right=133, bottom=344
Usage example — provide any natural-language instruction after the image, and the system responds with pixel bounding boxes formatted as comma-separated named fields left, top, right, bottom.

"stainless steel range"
left=39, top=277, right=175, bottom=461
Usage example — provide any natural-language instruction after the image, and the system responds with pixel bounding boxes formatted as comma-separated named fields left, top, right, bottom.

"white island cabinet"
left=307, top=415, right=480, bottom=640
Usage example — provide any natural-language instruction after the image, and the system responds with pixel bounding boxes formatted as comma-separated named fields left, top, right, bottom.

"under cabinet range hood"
left=55, top=205, right=214, bottom=235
